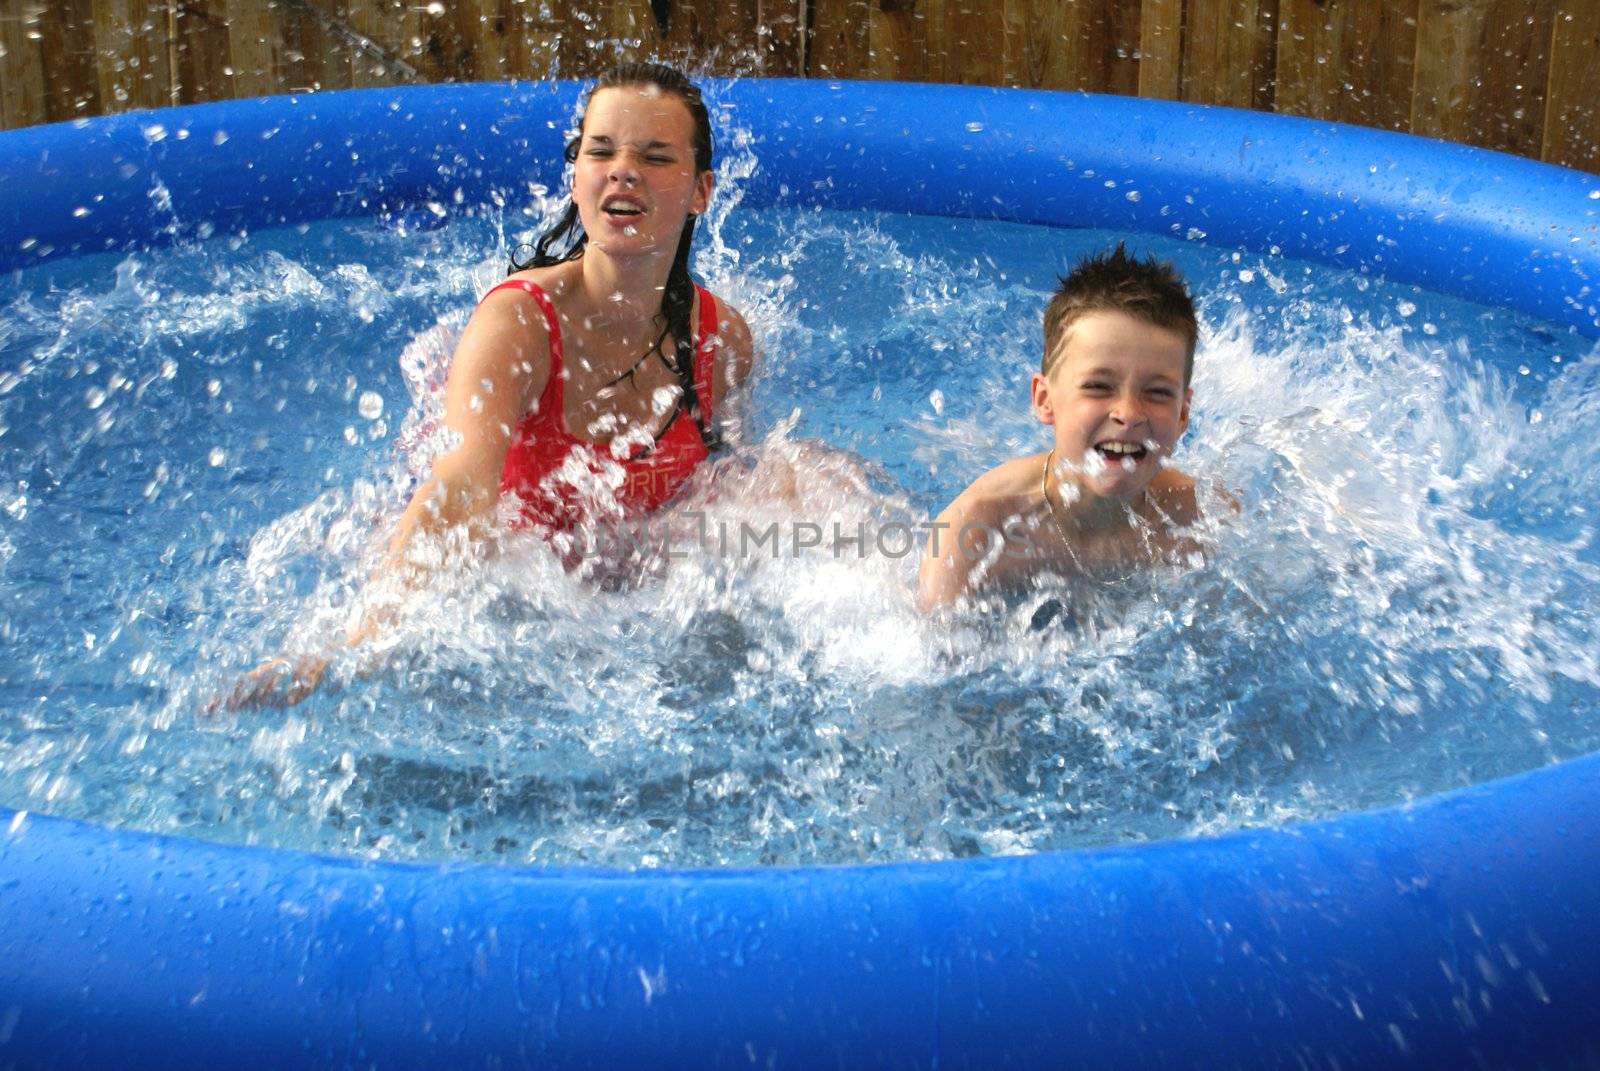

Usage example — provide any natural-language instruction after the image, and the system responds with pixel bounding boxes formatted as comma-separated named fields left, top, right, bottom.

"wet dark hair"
left=1042, top=243, right=1198, bottom=383
left=510, top=62, right=718, bottom=449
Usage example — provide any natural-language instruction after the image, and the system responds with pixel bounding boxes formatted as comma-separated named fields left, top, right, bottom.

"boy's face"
left=1030, top=310, right=1192, bottom=502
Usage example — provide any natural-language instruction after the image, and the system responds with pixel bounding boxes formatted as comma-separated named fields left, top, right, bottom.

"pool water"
left=2, top=192, right=1598, bottom=868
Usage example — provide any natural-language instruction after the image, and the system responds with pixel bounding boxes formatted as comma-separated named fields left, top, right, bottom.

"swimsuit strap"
left=482, top=278, right=565, bottom=412
left=483, top=277, right=718, bottom=450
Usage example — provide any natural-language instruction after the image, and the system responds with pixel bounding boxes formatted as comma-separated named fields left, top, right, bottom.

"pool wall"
left=3, top=80, right=1600, bottom=1069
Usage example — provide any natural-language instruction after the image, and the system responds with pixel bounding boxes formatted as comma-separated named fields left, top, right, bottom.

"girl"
left=231, top=63, right=754, bottom=707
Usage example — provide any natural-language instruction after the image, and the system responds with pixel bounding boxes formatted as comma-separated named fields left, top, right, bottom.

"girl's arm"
left=223, top=288, right=550, bottom=709
left=708, top=296, right=756, bottom=448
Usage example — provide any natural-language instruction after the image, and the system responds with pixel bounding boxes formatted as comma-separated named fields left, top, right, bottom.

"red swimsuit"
left=485, top=279, right=719, bottom=530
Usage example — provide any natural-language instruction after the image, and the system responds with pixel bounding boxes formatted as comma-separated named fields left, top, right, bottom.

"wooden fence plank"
left=1138, top=0, right=1183, bottom=99
left=1414, top=0, right=1556, bottom=157
left=1104, top=0, right=1143, bottom=97
left=1027, top=0, right=1143, bottom=95
left=1542, top=2, right=1600, bottom=171
left=1411, top=0, right=1490, bottom=144
left=808, top=0, right=869, bottom=78
left=279, top=2, right=351, bottom=92
left=90, top=0, right=174, bottom=112
left=0, top=0, right=50, bottom=128
left=39, top=0, right=102, bottom=122
left=994, top=0, right=1030, bottom=86
left=312, top=1, right=358, bottom=91
left=1277, top=0, right=1417, bottom=131
left=1473, top=0, right=1556, bottom=157
left=1339, top=0, right=1418, bottom=131
left=1182, top=0, right=1276, bottom=109
left=344, top=0, right=400, bottom=87
left=1273, top=0, right=1325, bottom=117
left=174, top=3, right=228, bottom=103
left=868, top=0, right=926, bottom=82
left=756, top=0, right=805, bottom=75
left=219, top=0, right=280, bottom=98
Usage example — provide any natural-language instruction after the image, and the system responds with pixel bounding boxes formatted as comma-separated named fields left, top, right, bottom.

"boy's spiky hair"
left=1042, top=244, right=1197, bottom=382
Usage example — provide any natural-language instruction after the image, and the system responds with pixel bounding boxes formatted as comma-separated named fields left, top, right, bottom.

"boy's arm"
left=917, top=487, right=990, bottom=612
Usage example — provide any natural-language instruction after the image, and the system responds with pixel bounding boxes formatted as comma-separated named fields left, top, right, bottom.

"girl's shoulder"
left=492, top=262, right=573, bottom=304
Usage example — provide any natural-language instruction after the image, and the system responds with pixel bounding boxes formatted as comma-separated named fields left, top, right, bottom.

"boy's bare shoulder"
left=1146, top=466, right=1200, bottom=525
left=941, top=452, right=1046, bottom=524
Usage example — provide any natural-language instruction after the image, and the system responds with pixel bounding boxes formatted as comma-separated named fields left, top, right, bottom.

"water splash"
left=1, top=186, right=1597, bottom=867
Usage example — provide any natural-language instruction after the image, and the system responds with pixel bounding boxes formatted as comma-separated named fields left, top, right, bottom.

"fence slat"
left=1475, top=0, right=1557, bottom=158
left=1543, top=2, right=1600, bottom=171
left=1029, top=0, right=1142, bottom=94
left=1412, top=0, right=1484, bottom=143
left=1277, top=0, right=1417, bottom=131
left=344, top=0, right=398, bottom=87
left=218, top=0, right=279, bottom=98
left=756, top=0, right=804, bottom=76
left=868, top=0, right=923, bottom=82
left=808, top=0, right=868, bottom=78
left=0, top=0, right=49, bottom=128
left=1138, top=0, right=1183, bottom=99
left=1415, top=0, right=1557, bottom=158
left=37, top=0, right=102, bottom=122
left=90, top=0, right=174, bottom=113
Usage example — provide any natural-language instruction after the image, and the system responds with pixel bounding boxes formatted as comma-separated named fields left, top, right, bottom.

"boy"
left=917, top=244, right=1199, bottom=611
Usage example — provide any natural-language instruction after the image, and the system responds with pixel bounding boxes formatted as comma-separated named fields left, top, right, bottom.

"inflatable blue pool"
left=2, top=79, right=1599, bottom=1069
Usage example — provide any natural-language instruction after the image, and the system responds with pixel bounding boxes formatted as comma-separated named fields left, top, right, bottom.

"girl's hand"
left=212, top=655, right=330, bottom=712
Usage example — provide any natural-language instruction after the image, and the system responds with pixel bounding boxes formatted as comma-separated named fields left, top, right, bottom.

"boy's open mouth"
left=1095, top=440, right=1148, bottom=463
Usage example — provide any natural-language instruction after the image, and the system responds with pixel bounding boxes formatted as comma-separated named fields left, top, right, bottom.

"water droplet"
left=929, top=389, right=945, bottom=415
left=1124, top=190, right=1141, bottom=202
left=85, top=387, right=106, bottom=409
left=1397, top=300, right=1417, bottom=317
left=358, top=391, right=384, bottom=420
left=208, top=448, right=226, bottom=466
left=964, top=122, right=984, bottom=133
left=71, top=207, right=90, bottom=218
left=213, top=130, right=229, bottom=146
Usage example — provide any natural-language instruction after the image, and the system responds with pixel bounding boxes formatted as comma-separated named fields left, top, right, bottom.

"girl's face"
left=572, top=85, right=711, bottom=261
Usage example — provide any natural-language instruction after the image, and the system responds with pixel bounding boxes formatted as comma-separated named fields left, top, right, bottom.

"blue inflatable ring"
left=2, top=80, right=1598, bottom=1069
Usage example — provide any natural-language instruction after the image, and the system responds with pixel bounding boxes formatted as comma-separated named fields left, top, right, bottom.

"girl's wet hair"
left=511, top=63, right=718, bottom=450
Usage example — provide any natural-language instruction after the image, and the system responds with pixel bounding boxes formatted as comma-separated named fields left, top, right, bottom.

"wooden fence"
left=1, top=1, right=1597, bottom=173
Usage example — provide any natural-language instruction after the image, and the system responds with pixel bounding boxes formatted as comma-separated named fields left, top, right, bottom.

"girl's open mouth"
left=603, top=198, right=646, bottom=220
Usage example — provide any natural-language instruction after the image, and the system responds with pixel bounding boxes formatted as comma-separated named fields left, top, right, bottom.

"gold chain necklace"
left=1039, top=448, right=1139, bottom=587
